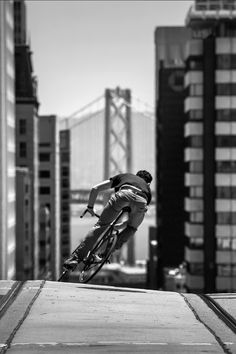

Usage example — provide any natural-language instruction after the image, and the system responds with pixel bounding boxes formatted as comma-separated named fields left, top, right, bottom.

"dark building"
left=14, top=0, right=40, bottom=279
left=155, top=27, right=191, bottom=289
left=184, top=0, right=236, bottom=293
left=60, top=130, right=71, bottom=269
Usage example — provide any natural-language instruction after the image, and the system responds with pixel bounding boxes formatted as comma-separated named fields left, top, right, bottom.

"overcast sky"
left=26, top=1, right=194, bottom=117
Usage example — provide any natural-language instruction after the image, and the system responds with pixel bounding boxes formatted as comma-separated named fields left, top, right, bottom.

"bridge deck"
left=0, top=281, right=235, bottom=353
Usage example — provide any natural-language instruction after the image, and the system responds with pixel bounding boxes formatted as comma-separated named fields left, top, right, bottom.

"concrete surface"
left=0, top=281, right=235, bottom=353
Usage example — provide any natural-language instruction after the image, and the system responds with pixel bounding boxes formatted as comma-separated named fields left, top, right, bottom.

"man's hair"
left=136, top=170, right=153, bottom=184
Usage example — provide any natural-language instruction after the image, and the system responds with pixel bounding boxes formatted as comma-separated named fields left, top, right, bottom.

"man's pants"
left=74, top=190, right=148, bottom=260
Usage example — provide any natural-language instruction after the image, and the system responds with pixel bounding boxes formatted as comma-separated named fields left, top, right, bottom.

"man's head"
left=136, top=170, right=153, bottom=184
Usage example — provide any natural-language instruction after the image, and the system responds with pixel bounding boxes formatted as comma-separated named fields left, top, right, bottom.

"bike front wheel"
left=78, top=231, right=118, bottom=283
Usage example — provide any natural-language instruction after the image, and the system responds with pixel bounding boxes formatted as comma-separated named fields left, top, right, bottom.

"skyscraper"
left=155, top=27, right=191, bottom=288
left=0, top=0, right=16, bottom=280
left=184, top=0, right=236, bottom=292
left=14, top=0, right=40, bottom=279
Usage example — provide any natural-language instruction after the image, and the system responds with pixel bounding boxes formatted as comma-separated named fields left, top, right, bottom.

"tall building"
left=184, top=0, right=236, bottom=292
left=155, top=27, right=191, bottom=289
left=14, top=0, right=40, bottom=279
left=39, top=115, right=61, bottom=280
left=15, top=167, right=32, bottom=280
left=0, top=0, right=16, bottom=280
left=59, top=129, right=71, bottom=268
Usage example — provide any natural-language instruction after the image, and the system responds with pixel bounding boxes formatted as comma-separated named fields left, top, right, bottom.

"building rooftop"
left=186, top=0, right=236, bottom=26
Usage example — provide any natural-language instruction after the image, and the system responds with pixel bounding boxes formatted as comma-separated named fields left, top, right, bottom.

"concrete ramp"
left=0, top=281, right=234, bottom=353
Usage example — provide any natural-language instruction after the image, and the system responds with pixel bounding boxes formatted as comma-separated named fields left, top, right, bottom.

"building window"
left=189, top=161, right=203, bottom=173
left=39, top=170, right=50, bottom=178
left=217, top=264, right=236, bottom=277
left=216, top=83, right=236, bottom=96
left=189, top=186, right=203, bottom=198
left=19, top=142, right=27, bottom=158
left=187, top=136, right=203, bottom=148
left=216, top=54, right=236, bottom=69
left=39, top=153, right=50, bottom=162
left=216, top=109, right=236, bottom=121
left=61, top=152, right=69, bottom=162
left=187, top=262, right=203, bottom=275
left=62, top=166, right=69, bottom=177
left=216, top=135, right=236, bottom=147
left=189, top=84, right=203, bottom=96
left=190, top=212, right=203, bottom=223
left=217, top=212, right=236, bottom=224
left=216, top=186, right=236, bottom=198
left=216, top=161, right=236, bottom=173
left=19, top=119, right=26, bottom=134
left=186, top=237, right=203, bottom=249
left=188, top=110, right=203, bottom=120
left=39, top=186, right=50, bottom=195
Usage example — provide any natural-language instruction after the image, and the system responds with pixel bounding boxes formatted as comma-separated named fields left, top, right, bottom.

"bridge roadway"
left=0, top=281, right=235, bottom=354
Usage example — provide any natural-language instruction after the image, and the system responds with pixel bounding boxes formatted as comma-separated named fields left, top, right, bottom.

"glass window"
left=188, top=110, right=203, bottom=120
left=39, top=187, right=50, bottom=195
left=19, top=119, right=26, bottom=134
left=189, top=161, right=203, bottom=173
left=216, top=135, right=236, bottom=147
left=216, top=186, right=236, bottom=198
left=190, top=212, right=203, bottom=223
left=189, top=84, right=203, bottom=96
left=187, top=262, right=203, bottom=275
left=188, top=136, right=203, bottom=147
left=217, top=212, right=236, bottom=224
left=190, top=186, right=203, bottom=198
left=216, top=161, right=236, bottom=173
left=217, top=237, right=231, bottom=250
left=39, top=153, right=50, bottom=162
left=39, top=170, right=50, bottom=178
left=19, top=142, right=27, bottom=158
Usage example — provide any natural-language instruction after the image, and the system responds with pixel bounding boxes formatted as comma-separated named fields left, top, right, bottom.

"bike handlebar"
left=80, top=209, right=100, bottom=219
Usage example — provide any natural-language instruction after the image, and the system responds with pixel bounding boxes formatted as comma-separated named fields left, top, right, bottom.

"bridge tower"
left=104, top=87, right=132, bottom=179
left=104, top=87, right=135, bottom=265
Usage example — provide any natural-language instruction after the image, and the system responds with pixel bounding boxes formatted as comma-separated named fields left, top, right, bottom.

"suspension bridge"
left=59, top=87, right=156, bottom=265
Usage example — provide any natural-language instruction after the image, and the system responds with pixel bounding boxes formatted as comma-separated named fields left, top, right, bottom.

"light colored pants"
left=75, top=190, right=148, bottom=260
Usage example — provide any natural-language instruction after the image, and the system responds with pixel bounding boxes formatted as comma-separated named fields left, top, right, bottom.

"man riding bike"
left=63, top=170, right=152, bottom=270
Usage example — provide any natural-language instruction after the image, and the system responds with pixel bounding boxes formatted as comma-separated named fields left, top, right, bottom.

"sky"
left=26, top=0, right=194, bottom=118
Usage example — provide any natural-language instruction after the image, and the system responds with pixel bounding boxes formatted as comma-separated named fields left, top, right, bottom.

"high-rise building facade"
left=155, top=27, right=191, bottom=289
left=184, top=0, right=236, bottom=292
left=15, top=167, right=32, bottom=280
left=0, top=0, right=16, bottom=280
left=59, top=129, right=71, bottom=269
left=39, top=115, right=61, bottom=280
left=14, top=0, right=40, bottom=279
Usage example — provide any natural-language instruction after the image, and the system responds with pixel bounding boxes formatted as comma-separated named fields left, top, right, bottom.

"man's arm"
left=87, top=179, right=112, bottom=208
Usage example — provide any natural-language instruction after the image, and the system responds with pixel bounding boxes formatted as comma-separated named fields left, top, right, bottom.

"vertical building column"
left=203, top=35, right=216, bottom=293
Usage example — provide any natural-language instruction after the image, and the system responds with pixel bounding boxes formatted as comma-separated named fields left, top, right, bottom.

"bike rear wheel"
left=78, top=230, right=118, bottom=283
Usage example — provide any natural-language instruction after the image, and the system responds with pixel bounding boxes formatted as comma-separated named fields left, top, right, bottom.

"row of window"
left=187, top=83, right=236, bottom=97
left=186, top=236, right=236, bottom=251
left=189, top=185, right=236, bottom=198
left=188, top=211, right=236, bottom=224
left=187, top=109, right=236, bottom=121
left=187, top=262, right=236, bottom=276
left=187, top=55, right=236, bottom=71
left=187, top=161, right=236, bottom=174
left=186, top=135, right=236, bottom=148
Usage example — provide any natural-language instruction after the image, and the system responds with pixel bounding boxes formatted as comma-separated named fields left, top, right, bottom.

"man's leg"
left=64, top=193, right=128, bottom=269
left=115, top=198, right=147, bottom=250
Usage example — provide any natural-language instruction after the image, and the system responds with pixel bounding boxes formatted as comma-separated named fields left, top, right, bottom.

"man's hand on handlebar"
left=80, top=206, right=99, bottom=218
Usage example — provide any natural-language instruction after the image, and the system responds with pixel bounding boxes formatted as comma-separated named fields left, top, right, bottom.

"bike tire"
left=78, top=231, right=118, bottom=283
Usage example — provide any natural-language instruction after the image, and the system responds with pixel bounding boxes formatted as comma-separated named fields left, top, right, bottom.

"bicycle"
left=58, top=206, right=131, bottom=283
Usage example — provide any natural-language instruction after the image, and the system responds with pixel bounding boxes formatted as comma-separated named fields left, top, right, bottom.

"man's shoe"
left=63, top=253, right=79, bottom=271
